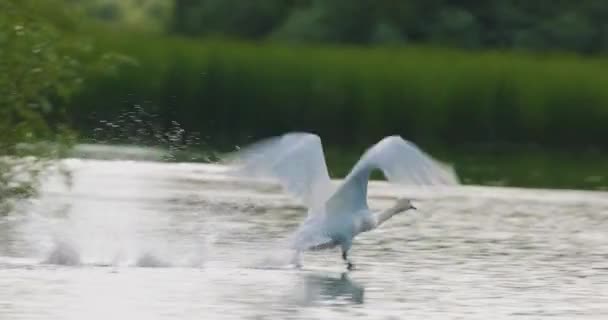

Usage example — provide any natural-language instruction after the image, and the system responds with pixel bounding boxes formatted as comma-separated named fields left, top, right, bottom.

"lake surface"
left=1, top=156, right=608, bottom=319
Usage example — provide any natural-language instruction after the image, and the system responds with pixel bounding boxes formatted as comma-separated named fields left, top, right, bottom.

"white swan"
left=226, top=133, right=459, bottom=270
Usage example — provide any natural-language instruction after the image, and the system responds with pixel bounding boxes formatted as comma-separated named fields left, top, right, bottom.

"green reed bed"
left=72, top=33, right=608, bottom=150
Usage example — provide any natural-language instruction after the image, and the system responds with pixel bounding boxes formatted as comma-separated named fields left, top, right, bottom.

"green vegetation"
left=3, top=0, right=608, bottom=193
left=68, top=1, right=608, bottom=54
left=1, top=0, right=70, bottom=212
left=0, top=0, right=117, bottom=213
left=76, top=0, right=172, bottom=32
left=66, top=32, right=608, bottom=190
left=169, top=0, right=608, bottom=54
left=71, top=34, right=608, bottom=150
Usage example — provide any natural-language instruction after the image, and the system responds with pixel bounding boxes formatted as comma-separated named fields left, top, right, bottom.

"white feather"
left=224, top=133, right=333, bottom=208
left=325, top=135, right=458, bottom=214
left=225, top=132, right=459, bottom=268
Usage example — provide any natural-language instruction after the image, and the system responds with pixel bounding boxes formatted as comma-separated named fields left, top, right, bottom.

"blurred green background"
left=2, top=0, right=608, bottom=194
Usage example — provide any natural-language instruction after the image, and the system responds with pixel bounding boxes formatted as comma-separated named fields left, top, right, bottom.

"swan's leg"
left=342, top=250, right=354, bottom=270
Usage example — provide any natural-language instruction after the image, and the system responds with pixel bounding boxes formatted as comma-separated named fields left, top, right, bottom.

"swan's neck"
left=348, top=165, right=374, bottom=203
left=376, top=205, right=403, bottom=227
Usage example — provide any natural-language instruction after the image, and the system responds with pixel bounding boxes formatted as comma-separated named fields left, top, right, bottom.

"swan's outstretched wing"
left=224, top=133, right=333, bottom=207
left=326, top=136, right=459, bottom=213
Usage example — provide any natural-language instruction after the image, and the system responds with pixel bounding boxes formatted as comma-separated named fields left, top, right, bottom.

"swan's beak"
left=410, top=204, right=417, bottom=210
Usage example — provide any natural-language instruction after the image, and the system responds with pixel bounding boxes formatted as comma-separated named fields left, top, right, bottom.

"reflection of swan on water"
left=296, top=272, right=364, bottom=305
left=227, top=133, right=458, bottom=270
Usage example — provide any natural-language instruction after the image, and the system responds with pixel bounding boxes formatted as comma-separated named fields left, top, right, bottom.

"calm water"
left=1, top=156, right=608, bottom=319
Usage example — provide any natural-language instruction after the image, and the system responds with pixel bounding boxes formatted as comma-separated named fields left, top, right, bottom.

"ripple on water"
left=1, top=159, right=608, bottom=320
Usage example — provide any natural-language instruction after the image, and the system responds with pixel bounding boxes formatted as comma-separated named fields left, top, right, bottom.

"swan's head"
left=393, top=198, right=416, bottom=212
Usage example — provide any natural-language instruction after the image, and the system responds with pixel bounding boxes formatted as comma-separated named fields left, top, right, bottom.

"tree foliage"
left=168, top=0, right=608, bottom=53
left=0, top=0, right=120, bottom=213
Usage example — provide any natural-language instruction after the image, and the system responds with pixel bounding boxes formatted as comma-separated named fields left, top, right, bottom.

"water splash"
left=86, top=104, right=216, bottom=162
left=135, top=252, right=170, bottom=268
left=44, top=237, right=81, bottom=266
left=13, top=159, right=211, bottom=269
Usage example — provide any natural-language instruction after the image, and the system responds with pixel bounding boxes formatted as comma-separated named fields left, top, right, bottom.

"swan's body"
left=226, top=133, right=458, bottom=269
left=290, top=197, right=415, bottom=269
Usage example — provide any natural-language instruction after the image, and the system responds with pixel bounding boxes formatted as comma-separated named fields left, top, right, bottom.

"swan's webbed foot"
left=346, top=262, right=355, bottom=270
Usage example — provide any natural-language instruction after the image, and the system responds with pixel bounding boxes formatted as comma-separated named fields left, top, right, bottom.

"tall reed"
left=71, top=33, right=608, bottom=149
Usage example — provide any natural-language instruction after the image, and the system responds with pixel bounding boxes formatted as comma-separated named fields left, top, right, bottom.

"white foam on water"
left=9, top=158, right=213, bottom=269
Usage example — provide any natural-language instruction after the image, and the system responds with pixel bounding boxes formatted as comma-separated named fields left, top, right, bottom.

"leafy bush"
left=0, top=0, right=118, bottom=213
